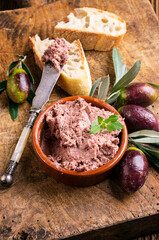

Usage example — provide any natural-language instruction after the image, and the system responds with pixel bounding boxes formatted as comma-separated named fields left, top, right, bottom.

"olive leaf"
left=128, top=130, right=159, bottom=138
left=121, top=64, right=127, bottom=77
left=22, top=62, right=34, bottom=84
left=110, top=60, right=141, bottom=95
left=128, top=130, right=159, bottom=143
left=113, top=47, right=123, bottom=84
left=27, top=87, right=35, bottom=105
left=139, top=147, right=159, bottom=169
left=9, top=98, right=19, bottom=120
left=7, top=60, right=20, bottom=76
left=106, top=91, right=120, bottom=104
left=89, top=77, right=102, bottom=97
left=89, top=47, right=141, bottom=105
left=149, top=143, right=159, bottom=148
left=98, top=75, right=110, bottom=100
left=146, top=82, right=159, bottom=89
left=129, top=137, right=159, bottom=144
left=105, top=50, right=141, bottom=104
left=0, top=80, right=7, bottom=94
left=112, top=47, right=128, bottom=86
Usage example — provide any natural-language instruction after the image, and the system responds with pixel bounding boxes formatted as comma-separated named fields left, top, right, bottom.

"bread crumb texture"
left=54, top=7, right=127, bottom=51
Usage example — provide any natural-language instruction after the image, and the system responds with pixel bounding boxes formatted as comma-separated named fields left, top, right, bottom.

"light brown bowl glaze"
left=32, top=96, right=128, bottom=186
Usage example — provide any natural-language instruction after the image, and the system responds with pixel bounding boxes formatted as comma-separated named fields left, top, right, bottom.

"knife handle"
left=0, top=110, right=40, bottom=187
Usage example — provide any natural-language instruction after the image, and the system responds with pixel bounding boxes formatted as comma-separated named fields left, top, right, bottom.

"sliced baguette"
left=54, top=7, right=126, bottom=51
left=28, top=34, right=92, bottom=96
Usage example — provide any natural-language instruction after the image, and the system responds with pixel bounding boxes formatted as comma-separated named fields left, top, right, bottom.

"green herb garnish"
left=89, top=114, right=123, bottom=134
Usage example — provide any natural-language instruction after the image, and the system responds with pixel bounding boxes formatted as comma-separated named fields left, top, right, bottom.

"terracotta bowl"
left=32, top=96, right=128, bottom=187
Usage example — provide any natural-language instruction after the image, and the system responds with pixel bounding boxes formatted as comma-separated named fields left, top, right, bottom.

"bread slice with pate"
left=28, top=34, right=92, bottom=96
left=53, top=7, right=126, bottom=51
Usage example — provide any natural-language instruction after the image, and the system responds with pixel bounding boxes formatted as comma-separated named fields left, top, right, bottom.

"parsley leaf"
left=89, top=114, right=123, bottom=134
left=89, top=121, right=100, bottom=134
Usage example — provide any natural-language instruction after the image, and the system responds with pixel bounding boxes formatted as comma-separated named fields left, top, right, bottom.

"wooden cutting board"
left=0, top=0, right=159, bottom=239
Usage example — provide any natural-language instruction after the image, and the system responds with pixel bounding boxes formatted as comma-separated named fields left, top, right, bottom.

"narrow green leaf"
left=89, top=121, right=100, bottom=134
left=121, top=64, right=127, bottom=76
left=146, top=82, right=159, bottom=89
left=128, top=130, right=159, bottom=138
left=106, top=124, right=115, bottom=131
left=112, top=47, right=123, bottom=85
left=142, top=146, right=159, bottom=158
left=9, top=98, right=19, bottom=120
left=149, top=143, right=159, bottom=147
left=7, top=60, right=20, bottom=76
left=130, top=140, right=159, bottom=158
left=140, top=148, right=159, bottom=169
left=144, top=151, right=159, bottom=169
left=98, top=75, right=110, bottom=100
left=110, top=60, right=141, bottom=94
left=0, top=80, right=7, bottom=94
left=89, top=77, right=101, bottom=97
left=27, top=88, right=35, bottom=105
left=129, top=137, right=159, bottom=144
left=145, top=152, right=159, bottom=169
left=22, top=62, right=34, bottom=84
left=106, top=91, right=120, bottom=104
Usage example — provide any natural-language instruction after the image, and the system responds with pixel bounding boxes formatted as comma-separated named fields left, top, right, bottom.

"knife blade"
left=32, top=62, right=62, bottom=110
left=0, top=62, right=63, bottom=186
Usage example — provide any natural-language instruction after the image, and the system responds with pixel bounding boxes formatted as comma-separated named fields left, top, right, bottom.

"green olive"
left=7, top=68, right=30, bottom=104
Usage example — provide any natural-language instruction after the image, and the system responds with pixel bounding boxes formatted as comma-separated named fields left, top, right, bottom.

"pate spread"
left=42, top=38, right=71, bottom=71
left=42, top=98, right=124, bottom=172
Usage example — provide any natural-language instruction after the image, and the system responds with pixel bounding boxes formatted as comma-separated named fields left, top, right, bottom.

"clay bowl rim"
left=32, top=96, right=128, bottom=177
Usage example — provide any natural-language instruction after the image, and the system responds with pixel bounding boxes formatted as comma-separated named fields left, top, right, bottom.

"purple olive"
left=7, top=68, right=30, bottom=104
left=117, top=82, right=158, bottom=107
left=118, top=147, right=149, bottom=193
left=118, top=104, right=159, bottom=133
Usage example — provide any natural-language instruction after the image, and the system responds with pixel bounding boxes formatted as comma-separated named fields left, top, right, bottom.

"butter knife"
left=1, top=62, right=63, bottom=186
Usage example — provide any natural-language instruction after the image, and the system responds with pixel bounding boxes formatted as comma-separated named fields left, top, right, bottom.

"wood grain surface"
left=0, top=0, right=159, bottom=239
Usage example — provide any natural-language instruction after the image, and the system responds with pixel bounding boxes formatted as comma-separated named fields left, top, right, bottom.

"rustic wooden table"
left=0, top=0, right=159, bottom=239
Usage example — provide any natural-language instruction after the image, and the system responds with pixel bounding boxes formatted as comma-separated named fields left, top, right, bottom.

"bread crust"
left=28, top=36, right=44, bottom=70
left=53, top=7, right=126, bottom=51
left=28, top=35, right=92, bottom=96
left=54, top=28, right=125, bottom=51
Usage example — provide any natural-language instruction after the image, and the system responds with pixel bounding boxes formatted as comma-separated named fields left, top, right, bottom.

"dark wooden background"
left=0, top=1, right=159, bottom=240
left=0, top=0, right=158, bottom=16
